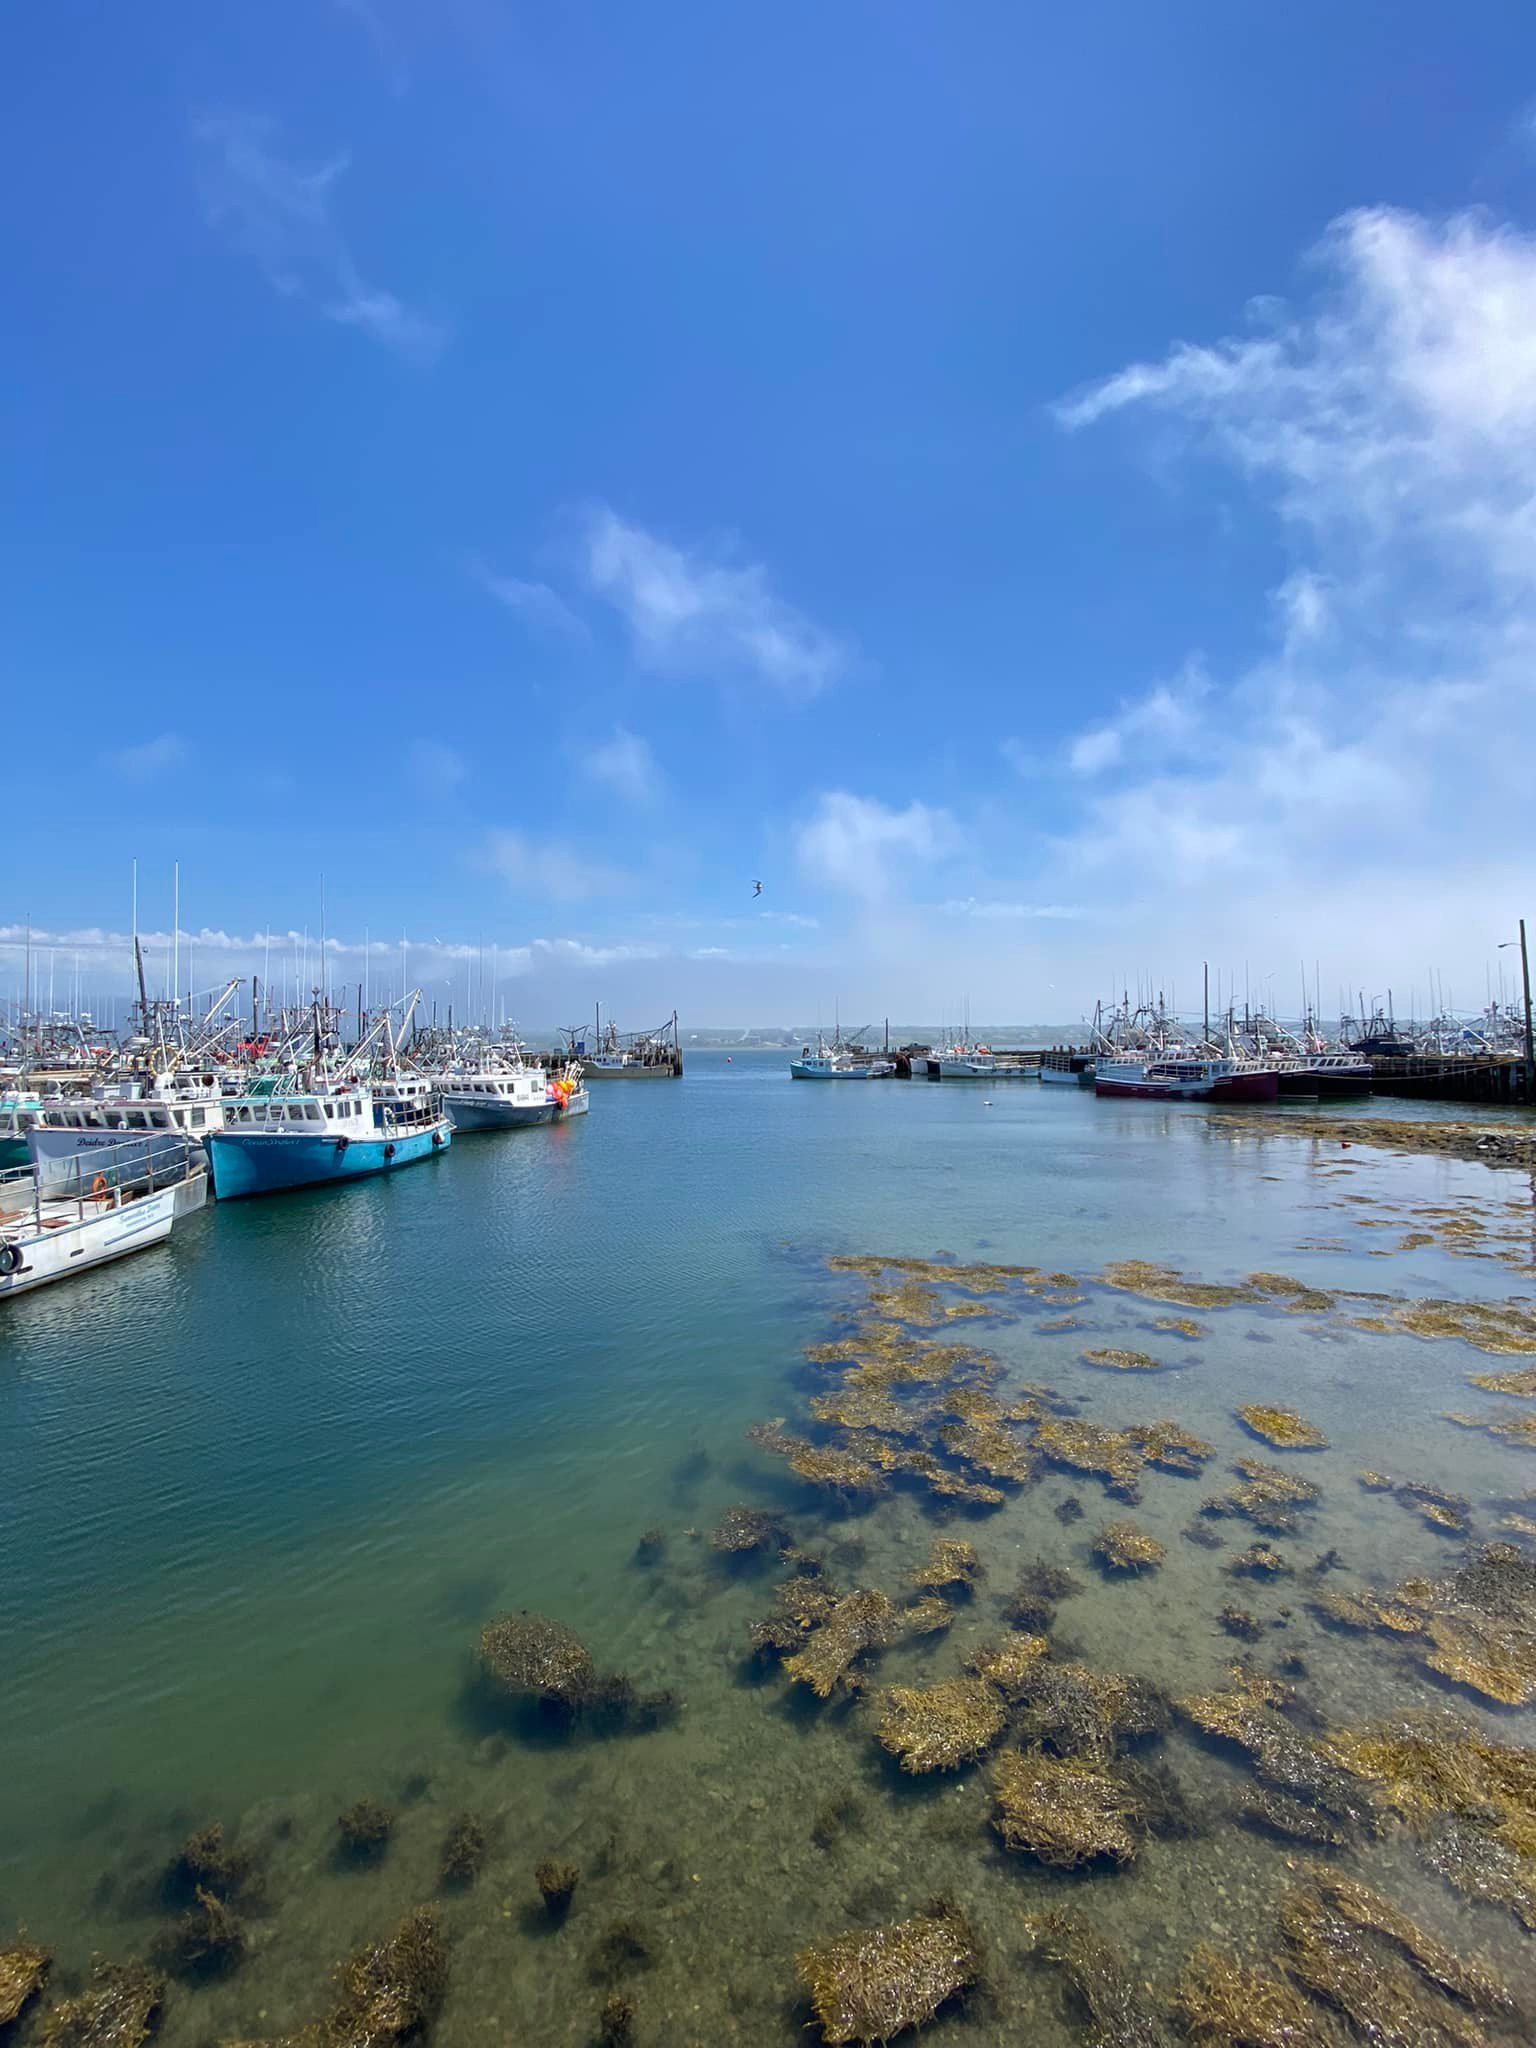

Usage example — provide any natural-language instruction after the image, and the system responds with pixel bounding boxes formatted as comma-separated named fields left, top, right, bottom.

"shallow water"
left=2, top=1052, right=1534, bottom=2044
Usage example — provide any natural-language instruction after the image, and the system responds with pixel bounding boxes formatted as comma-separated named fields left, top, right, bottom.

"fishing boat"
left=933, top=1042, right=997, bottom=1078
left=578, top=1007, right=681, bottom=1078
left=437, top=1048, right=589, bottom=1129
left=1038, top=1050, right=1096, bottom=1086
left=1094, top=1053, right=1279, bottom=1102
left=1, top=1132, right=207, bottom=1298
left=790, top=1042, right=874, bottom=1079
left=27, top=1071, right=230, bottom=1191
left=205, top=990, right=452, bottom=1199
left=206, top=1083, right=451, bottom=1198
left=0, top=1090, right=44, bottom=1169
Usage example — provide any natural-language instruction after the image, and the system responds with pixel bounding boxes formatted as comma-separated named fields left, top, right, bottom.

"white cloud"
left=583, top=507, right=847, bottom=696
left=481, top=829, right=629, bottom=903
left=1046, top=202, right=1536, bottom=927
left=475, top=565, right=589, bottom=640
left=411, top=741, right=467, bottom=794
left=530, top=936, right=662, bottom=968
left=195, top=114, right=446, bottom=361
left=110, top=733, right=188, bottom=780
left=796, top=792, right=958, bottom=899
left=584, top=726, right=659, bottom=806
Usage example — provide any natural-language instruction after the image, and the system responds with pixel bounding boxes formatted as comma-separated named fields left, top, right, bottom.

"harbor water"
left=2, top=1050, right=1534, bottom=2043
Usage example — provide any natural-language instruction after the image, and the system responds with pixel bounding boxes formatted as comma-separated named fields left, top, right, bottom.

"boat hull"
left=206, top=1120, right=452, bottom=1199
left=1277, top=1067, right=1373, bottom=1099
left=580, top=1062, right=675, bottom=1079
left=790, top=1061, right=872, bottom=1079
left=1096, top=1070, right=1280, bottom=1102
left=444, top=1091, right=589, bottom=1129
left=0, top=1177, right=202, bottom=1297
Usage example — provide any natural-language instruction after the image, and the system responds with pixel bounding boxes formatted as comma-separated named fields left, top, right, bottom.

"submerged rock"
left=797, top=1904, right=978, bottom=2045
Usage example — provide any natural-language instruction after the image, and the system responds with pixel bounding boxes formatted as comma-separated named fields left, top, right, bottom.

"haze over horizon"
left=6, top=6, right=1536, bottom=1027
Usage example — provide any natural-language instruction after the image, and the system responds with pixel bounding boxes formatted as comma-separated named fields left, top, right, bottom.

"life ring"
left=383, top=1142, right=397, bottom=1161
left=0, top=1242, right=23, bottom=1276
left=91, top=1173, right=112, bottom=1206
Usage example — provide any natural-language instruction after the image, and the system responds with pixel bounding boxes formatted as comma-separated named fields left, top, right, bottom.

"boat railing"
left=3, top=1132, right=199, bottom=1229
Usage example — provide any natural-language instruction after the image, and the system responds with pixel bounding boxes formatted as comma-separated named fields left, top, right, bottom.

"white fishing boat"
left=437, top=1048, right=589, bottom=1129
left=27, top=1071, right=230, bottom=1190
left=1, top=1132, right=207, bottom=1298
left=933, top=1042, right=997, bottom=1078
left=790, top=1041, right=874, bottom=1079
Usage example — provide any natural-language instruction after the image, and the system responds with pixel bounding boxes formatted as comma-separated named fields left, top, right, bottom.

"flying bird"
left=752, top=880, right=762, bottom=897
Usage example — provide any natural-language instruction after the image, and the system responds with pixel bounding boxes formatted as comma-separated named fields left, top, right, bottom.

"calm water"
left=2, top=1052, right=1533, bottom=2043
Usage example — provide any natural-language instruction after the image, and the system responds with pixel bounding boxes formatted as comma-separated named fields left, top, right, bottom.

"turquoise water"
left=2, top=1052, right=1534, bottom=2043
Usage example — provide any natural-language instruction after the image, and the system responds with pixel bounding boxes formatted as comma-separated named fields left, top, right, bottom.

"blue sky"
left=6, top=3, right=1536, bottom=1026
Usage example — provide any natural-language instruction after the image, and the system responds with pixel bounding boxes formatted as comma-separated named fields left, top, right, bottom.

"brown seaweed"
left=1130, top=1420, right=1217, bottom=1476
left=992, top=1750, right=1145, bottom=1867
left=1035, top=1417, right=1146, bottom=1500
left=163, top=1822, right=259, bottom=1908
left=479, top=1612, right=597, bottom=1712
left=336, top=1799, right=393, bottom=1861
left=907, top=1537, right=982, bottom=1594
left=153, top=1887, right=246, bottom=1980
left=535, top=1861, right=580, bottom=1918
left=1011, top=1659, right=1169, bottom=1761
left=0, top=1940, right=52, bottom=2027
left=709, top=1505, right=790, bottom=1554
left=438, top=1812, right=487, bottom=1888
left=1081, top=1348, right=1171, bottom=1373
left=1093, top=1521, right=1166, bottom=1573
left=597, top=1993, right=635, bottom=2047
left=796, top=1904, right=979, bottom=2045
left=783, top=1590, right=902, bottom=1698
left=964, top=1634, right=1049, bottom=1698
left=1021, top=1908, right=1173, bottom=2046
left=1236, top=1405, right=1328, bottom=1451
left=1227, top=1543, right=1290, bottom=1579
left=876, top=1678, right=1008, bottom=1772
left=1278, top=1882, right=1496, bottom=2048
left=1171, top=1942, right=1325, bottom=2048
left=37, top=1963, right=164, bottom=2048
left=1313, top=1543, right=1536, bottom=1707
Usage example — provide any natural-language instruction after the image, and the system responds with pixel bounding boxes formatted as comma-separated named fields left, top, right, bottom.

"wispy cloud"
left=583, top=508, right=848, bottom=696
left=332, top=0, right=409, bottom=94
left=474, top=564, right=589, bottom=640
left=481, top=829, right=630, bottom=903
left=933, top=899, right=1085, bottom=921
left=195, top=114, right=446, bottom=361
left=583, top=726, right=659, bottom=806
left=796, top=792, right=957, bottom=899
left=110, top=732, right=188, bottom=781
left=1046, top=202, right=1536, bottom=939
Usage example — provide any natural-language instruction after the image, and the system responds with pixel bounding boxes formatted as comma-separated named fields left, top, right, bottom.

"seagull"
left=752, top=880, right=762, bottom=897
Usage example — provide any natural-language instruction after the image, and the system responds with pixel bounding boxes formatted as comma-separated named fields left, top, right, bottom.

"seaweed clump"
left=480, top=1612, right=597, bottom=1715
left=1093, top=1521, right=1166, bottom=1574
left=153, top=1887, right=246, bottom=1980
left=1130, top=1420, right=1216, bottom=1477
left=1081, top=1348, right=1169, bottom=1373
left=876, top=1679, right=1008, bottom=1773
left=1279, top=1873, right=1509, bottom=2045
left=1216, top=1459, right=1321, bottom=1535
left=1227, top=1543, right=1290, bottom=1579
left=907, top=1537, right=982, bottom=1595
left=1178, top=1666, right=1357, bottom=1819
left=1312, top=1543, right=1536, bottom=1707
left=1002, top=1561, right=1080, bottom=1632
left=992, top=1751, right=1145, bottom=1868
left=1022, top=1909, right=1173, bottom=2047
left=163, top=1822, right=259, bottom=1908
left=783, top=1590, right=901, bottom=1698
left=796, top=1904, right=979, bottom=2045
left=336, top=1798, right=393, bottom=1862
left=37, top=1962, right=164, bottom=2048
left=597, top=1993, right=635, bottom=2047
left=1011, top=1659, right=1169, bottom=1762
left=710, top=1505, right=790, bottom=1555
left=1236, top=1405, right=1328, bottom=1451
left=535, top=1861, right=580, bottom=1919
left=0, top=1940, right=52, bottom=2027
left=964, top=1634, right=1049, bottom=1699
left=1035, top=1418, right=1146, bottom=1501
left=439, top=1812, right=487, bottom=1888
left=1171, top=1943, right=1320, bottom=2048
